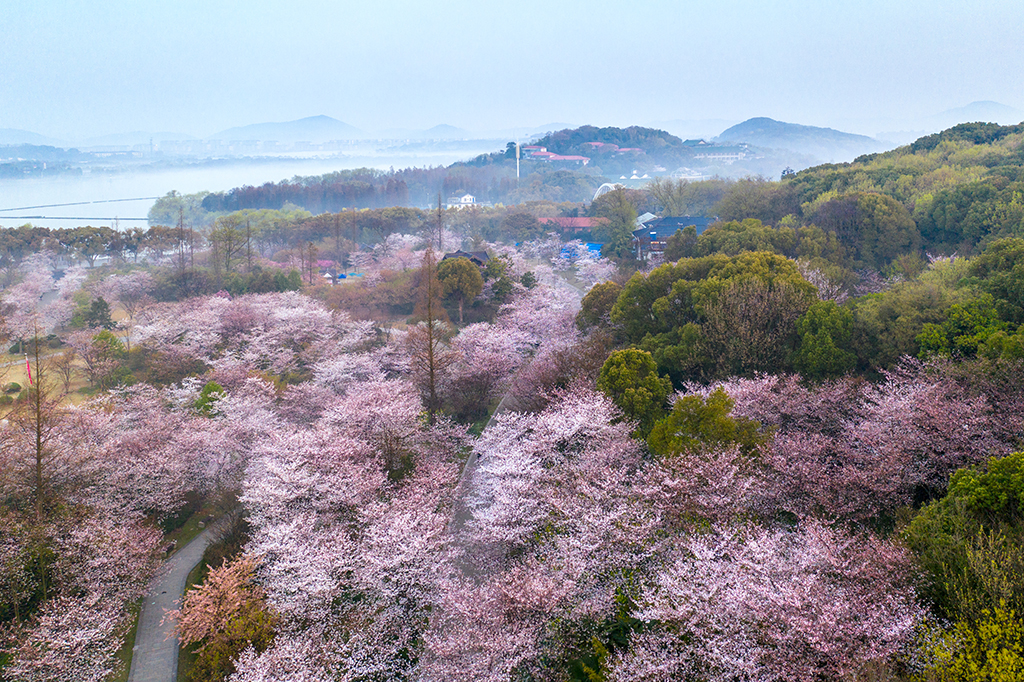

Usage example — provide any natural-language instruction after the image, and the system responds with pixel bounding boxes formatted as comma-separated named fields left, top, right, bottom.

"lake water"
left=0, top=145, right=499, bottom=230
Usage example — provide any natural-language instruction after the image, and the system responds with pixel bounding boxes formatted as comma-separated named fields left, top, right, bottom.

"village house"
left=632, top=216, right=717, bottom=259
left=442, top=249, right=490, bottom=267
left=446, top=193, right=478, bottom=210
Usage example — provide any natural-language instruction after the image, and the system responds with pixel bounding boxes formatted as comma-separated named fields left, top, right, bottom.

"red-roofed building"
left=551, top=154, right=590, bottom=164
left=529, top=152, right=590, bottom=166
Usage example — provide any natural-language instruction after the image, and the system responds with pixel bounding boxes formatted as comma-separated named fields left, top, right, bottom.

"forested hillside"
left=2, top=121, right=1024, bottom=681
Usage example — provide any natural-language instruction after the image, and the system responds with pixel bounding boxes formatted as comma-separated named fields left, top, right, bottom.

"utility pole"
left=176, top=208, right=186, bottom=278
left=436, top=193, right=444, bottom=252
left=31, top=331, right=44, bottom=524
left=516, top=139, right=520, bottom=187
left=417, top=246, right=444, bottom=425
left=307, top=241, right=318, bottom=284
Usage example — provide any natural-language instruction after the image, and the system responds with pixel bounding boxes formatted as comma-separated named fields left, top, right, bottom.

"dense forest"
left=195, top=163, right=603, bottom=213
left=1, top=121, right=1024, bottom=681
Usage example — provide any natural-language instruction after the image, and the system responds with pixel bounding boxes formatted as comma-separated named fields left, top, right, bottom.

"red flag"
left=25, top=354, right=32, bottom=386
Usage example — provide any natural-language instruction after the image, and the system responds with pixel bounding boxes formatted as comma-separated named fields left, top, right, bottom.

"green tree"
left=696, top=218, right=796, bottom=258
left=849, top=274, right=963, bottom=370
left=54, top=225, right=115, bottom=267
left=482, top=255, right=518, bottom=303
left=208, top=215, right=248, bottom=277
left=500, top=212, right=543, bottom=240
left=663, top=225, right=697, bottom=262
left=917, top=295, right=1007, bottom=358
left=647, top=387, right=767, bottom=458
left=591, top=189, right=638, bottom=260
left=969, top=238, right=1024, bottom=325
left=647, top=176, right=730, bottom=217
left=597, top=349, right=672, bottom=434
left=698, top=277, right=812, bottom=378
left=713, top=177, right=800, bottom=225
left=947, top=451, right=1024, bottom=519
left=812, top=192, right=920, bottom=268
left=576, top=281, right=622, bottom=331
left=905, top=452, right=1024, bottom=624
left=84, top=297, right=115, bottom=330
left=648, top=177, right=730, bottom=218
left=909, top=455, right=1024, bottom=682
left=84, top=330, right=129, bottom=389
left=979, top=328, right=1024, bottom=361
left=437, top=257, right=484, bottom=324
left=611, top=251, right=815, bottom=381
left=792, top=300, right=856, bottom=379
left=194, top=381, right=226, bottom=417
left=147, top=190, right=212, bottom=229
left=917, top=605, right=1024, bottom=682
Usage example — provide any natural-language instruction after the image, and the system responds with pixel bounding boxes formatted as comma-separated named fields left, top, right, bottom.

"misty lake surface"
left=0, top=145, right=499, bottom=229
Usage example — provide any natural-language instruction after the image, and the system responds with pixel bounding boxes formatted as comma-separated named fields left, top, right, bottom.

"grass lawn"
left=105, top=600, right=142, bottom=682
left=176, top=560, right=206, bottom=682
left=163, top=503, right=219, bottom=555
left=0, top=344, right=95, bottom=406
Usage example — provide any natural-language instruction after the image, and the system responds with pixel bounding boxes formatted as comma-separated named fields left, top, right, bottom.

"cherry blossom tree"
left=170, top=554, right=277, bottom=682
left=5, top=516, right=160, bottom=682
left=611, top=522, right=922, bottom=682
left=441, top=322, right=533, bottom=420
left=133, top=292, right=374, bottom=377
left=234, top=377, right=465, bottom=682
left=684, top=361, right=1007, bottom=520
left=421, top=387, right=650, bottom=678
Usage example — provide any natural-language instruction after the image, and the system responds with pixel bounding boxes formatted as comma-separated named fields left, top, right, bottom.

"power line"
left=0, top=216, right=149, bottom=221
left=0, top=196, right=161, bottom=212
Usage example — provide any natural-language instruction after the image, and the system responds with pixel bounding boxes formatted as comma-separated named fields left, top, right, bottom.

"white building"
left=446, top=193, right=477, bottom=210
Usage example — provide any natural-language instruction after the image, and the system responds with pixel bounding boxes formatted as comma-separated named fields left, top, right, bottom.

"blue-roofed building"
left=632, top=216, right=717, bottom=259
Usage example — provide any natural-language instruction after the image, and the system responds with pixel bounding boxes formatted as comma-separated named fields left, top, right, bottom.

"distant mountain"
left=717, top=118, right=891, bottom=162
left=0, top=128, right=66, bottom=147
left=649, top=118, right=741, bottom=141
left=421, top=124, right=469, bottom=139
left=209, top=115, right=364, bottom=142
left=873, top=102, right=1023, bottom=146
left=928, top=101, right=1023, bottom=130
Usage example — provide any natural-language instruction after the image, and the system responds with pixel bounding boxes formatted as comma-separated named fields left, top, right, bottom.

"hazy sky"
left=2, top=0, right=1022, bottom=139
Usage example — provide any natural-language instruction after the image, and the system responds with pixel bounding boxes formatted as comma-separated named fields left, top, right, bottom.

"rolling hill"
left=208, top=115, right=364, bottom=142
left=717, top=118, right=892, bottom=162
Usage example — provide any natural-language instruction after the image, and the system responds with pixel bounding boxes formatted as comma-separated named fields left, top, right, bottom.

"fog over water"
left=0, top=146, right=499, bottom=230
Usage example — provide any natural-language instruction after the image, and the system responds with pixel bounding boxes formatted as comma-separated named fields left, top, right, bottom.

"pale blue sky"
left=2, top=0, right=1022, bottom=139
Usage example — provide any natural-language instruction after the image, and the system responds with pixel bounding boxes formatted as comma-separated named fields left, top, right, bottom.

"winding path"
left=128, top=524, right=221, bottom=682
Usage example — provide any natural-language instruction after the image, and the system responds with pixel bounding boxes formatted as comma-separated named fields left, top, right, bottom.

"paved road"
left=128, top=524, right=221, bottom=682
